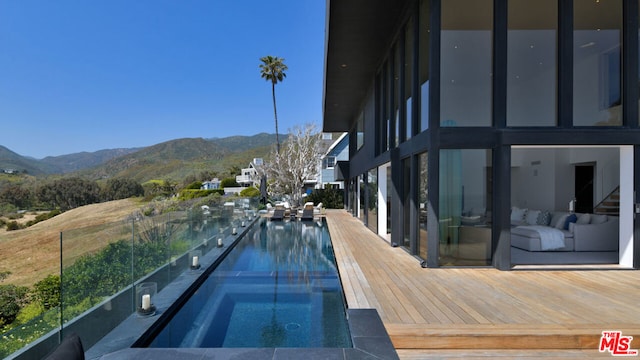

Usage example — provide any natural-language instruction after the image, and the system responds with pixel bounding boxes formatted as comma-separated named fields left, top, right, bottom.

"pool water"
left=148, top=218, right=352, bottom=348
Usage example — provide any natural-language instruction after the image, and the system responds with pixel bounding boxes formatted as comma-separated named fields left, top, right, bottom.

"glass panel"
left=418, top=152, right=428, bottom=260
left=402, top=158, right=412, bottom=249
left=359, top=174, right=366, bottom=222
left=383, top=62, right=391, bottom=152
left=367, top=168, right=378, bottom=233
left=419, top=0, right=431, bottom=132
left=507, top=0, right=557, bottom=126
left=405, top=19, right=414, bottom=140
left=439, top=149, right=492, bottom=266
left=573, top=0, right=622, bottom=126
left=393, top=44, right=401, bottom=147
left=356, top=111, right=364, bottom=150
left=441, top=0, right=493, bottom=127
left=387, top=168, right=392, bottom=235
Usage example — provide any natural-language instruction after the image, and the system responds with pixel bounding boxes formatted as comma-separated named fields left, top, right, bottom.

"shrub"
left=239, top=187, right=260, bottom=197
left=0, top=284, right=29, bottom=325
left=33, top=275, right=60, bottom=310
left=306, top=189, right=344, bottom=209
left=5, top=221, right=22, bottom=231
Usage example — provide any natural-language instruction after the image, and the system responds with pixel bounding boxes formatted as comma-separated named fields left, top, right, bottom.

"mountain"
left=0, top=145, right=53, bottom=175
left=77, top=134, right=278, bottom=182
left=39, top=148, right=142, bottom=174
left=0, top=133, right=278, bottom=182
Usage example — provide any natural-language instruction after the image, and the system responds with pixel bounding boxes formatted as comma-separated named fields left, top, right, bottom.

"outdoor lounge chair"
left=271, top=203, right=285, bottom=221
left=301, top=202, right=315, bottom=221
left=314, top=202, right=324, bottom=215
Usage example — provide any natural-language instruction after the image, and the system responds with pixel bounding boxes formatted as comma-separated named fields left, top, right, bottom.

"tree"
left=263, top=123, right=323, bottom=206
left=101, top=178, right=144, bottom=201
left=259, top=55, right=288, bottom=154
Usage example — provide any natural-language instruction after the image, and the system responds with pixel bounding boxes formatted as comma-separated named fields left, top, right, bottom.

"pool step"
left=385, top=323, right=640, bottom=350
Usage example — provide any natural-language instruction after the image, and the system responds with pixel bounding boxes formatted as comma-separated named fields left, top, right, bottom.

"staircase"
left=594, top=186, right=619, bottom=215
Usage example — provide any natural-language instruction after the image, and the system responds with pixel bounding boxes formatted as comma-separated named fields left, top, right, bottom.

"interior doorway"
left=574, top=164, right=594, bottom=213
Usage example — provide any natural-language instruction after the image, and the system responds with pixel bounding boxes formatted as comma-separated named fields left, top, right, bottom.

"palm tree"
left=259, top=55, right=288, bottom=154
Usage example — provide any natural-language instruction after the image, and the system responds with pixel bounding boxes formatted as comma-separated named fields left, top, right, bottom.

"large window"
left=393, top=44, right=401, bottom=147
left=573, top=0, right=622, bottom=126
left=418, top=152, right=428, bottom=260
left=402, top=157, right=412, bottom=249
left=405, top=19, right=414, bottom=141
left=419, top=0, right=431, bottom=132
left=440, top=0, right=493, bottom=127
left=367, top=168, right=378, bottom=234
left=439, top=149, right=492, bottom=266
left=507, top=0, right=557, bottom=126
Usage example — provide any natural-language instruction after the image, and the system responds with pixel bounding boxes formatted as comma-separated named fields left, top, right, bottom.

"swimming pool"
left=146, top=218, right=352, bottom=348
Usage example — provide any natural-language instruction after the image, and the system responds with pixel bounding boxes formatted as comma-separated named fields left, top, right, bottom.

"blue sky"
left=0, top=1, right=326, bottom=159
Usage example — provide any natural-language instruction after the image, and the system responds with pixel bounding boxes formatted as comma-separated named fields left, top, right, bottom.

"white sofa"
left=510, top=208, right=618, bottom=252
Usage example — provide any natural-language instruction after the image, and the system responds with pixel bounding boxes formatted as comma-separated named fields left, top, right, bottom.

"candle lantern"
left=190, top=250, right=202, bottom=270
left=232, top=227, right=237, bottom=235
left=217, top=238, right=223, bottom=247
left=136, top=282, right=157, bottom=316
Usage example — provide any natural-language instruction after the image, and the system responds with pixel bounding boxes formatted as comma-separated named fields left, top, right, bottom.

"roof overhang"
left=323, top=0, right=410, bottom=132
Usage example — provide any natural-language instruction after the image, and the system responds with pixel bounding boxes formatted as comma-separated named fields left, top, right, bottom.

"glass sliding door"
left=402, top=157, right=412, bottom=249
left=439, top=149, right=492, bottom=266
left=418, top=152, right=428, bottom=260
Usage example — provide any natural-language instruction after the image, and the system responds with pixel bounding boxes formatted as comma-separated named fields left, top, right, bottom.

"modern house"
left=323, top=0, right=639, bottom=270
left=236, top=158, right=264, bottom=188
left=319, top=132, right=349, bottom=189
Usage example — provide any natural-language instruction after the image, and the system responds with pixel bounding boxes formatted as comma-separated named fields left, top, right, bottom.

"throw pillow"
left=510, top=207, right=526, bottom=223
left=576, top=213, right=591, bottom=224
left=525, top=210, right=540, bottom=225
left=563, top=213, right=577, bottom=230
left=537, top=210, right=552, bottom=226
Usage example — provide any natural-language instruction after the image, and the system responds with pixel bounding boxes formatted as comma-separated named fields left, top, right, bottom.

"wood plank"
left=325, top=210, right=640, bottom=352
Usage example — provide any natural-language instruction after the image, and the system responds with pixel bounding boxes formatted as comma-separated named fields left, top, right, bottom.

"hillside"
left=40, top=148, right=142, bottom=173
left=0, top=199, right=143, bottom=287
left=0, top=145, right=53, bottom=175
left=0, top=133, right=278, bottom=183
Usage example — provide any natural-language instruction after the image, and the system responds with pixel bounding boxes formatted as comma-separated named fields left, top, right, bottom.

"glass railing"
left=2, top=197, right=260, bottom=359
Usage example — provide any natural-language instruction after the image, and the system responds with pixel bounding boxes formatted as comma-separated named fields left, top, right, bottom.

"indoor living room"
left=510, top=146, right=625, bottom=266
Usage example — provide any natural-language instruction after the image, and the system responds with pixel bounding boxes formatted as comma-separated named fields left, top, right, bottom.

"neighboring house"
left=319, top=132, right=349, bottom=189
left=236, top=158, right=263, bottom=188
left=323, top=1, right=639, bottom=270
left=201, top=178, right=221, bottom=190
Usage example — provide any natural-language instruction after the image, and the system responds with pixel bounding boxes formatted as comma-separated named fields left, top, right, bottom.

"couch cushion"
left=525, top=210, right=540, bottom=225
left=591, top=214, right=608, bottom=224
left=551, top=212, right=570, bottom=229
left=576, top=213, right=591, bottom=224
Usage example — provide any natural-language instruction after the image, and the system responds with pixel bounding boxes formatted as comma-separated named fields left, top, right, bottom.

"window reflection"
left=418, top=152, right=428, bottom=261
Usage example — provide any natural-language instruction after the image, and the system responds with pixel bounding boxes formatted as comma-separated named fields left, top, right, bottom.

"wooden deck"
left=325, top=210, right=640, bottom=358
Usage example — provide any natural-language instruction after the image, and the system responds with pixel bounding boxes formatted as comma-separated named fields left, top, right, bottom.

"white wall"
left=511, top=147, right=619, bottom=211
